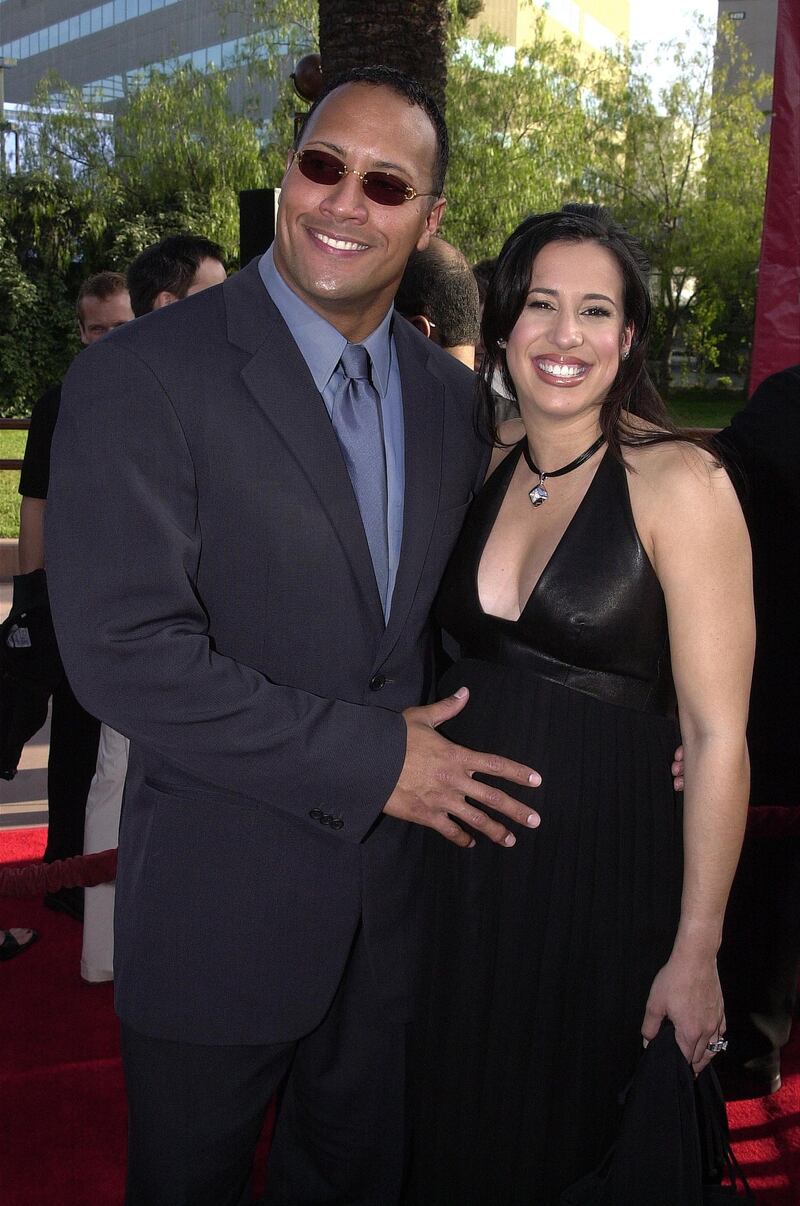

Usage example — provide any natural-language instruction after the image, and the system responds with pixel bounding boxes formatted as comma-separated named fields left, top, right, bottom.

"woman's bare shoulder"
left=623, top=434, right=721, bottom=489
left=487, top=418, right=525, bottom=479
left=622, top=427, right=738, bottom=534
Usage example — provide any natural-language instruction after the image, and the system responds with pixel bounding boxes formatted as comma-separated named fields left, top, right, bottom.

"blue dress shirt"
left=259, top=247, right=405, bottom=617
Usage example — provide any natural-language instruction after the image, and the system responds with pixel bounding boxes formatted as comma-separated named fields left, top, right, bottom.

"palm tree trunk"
left=318, top=0, right=449, bottom=113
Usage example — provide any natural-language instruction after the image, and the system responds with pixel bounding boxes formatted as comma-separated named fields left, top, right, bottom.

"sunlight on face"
left=505, top=240, right=632, bottom=420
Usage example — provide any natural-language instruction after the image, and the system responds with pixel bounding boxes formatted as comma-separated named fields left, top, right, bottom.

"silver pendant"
left=529, top=477, right=548, bottom=507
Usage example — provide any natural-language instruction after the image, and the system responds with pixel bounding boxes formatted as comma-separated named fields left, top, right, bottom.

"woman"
left=408, top=205, right=753, bottom=1204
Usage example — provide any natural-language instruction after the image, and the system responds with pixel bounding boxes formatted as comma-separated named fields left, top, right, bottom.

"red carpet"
left=1, top=827, right=798, bottom=1203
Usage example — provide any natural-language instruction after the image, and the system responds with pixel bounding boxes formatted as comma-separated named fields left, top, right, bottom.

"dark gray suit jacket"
left=46, top=260, right=485, bottom=1044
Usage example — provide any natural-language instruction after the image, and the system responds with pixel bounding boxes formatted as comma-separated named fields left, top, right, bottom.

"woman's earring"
left=497, top=339, right=507, bottom=348
left=621, top=348, right=630, bottom=360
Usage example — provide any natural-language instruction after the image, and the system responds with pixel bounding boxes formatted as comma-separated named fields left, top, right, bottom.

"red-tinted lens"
left=296, top=150, right=411, bottom=206
left=296, top=150, right=346, bottom=185
left=361, top=173, right=410, bottom=206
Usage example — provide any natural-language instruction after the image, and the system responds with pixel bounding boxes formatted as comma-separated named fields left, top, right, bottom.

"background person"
left=17, top=271, right=134, bottom=921
left=395, top=236, right=480, bottom=368
left=125, top=233, right=226, bottom=316
left=408, top=204, right=753, bottom=1205
left=713, top=363, right=800, bottom=1099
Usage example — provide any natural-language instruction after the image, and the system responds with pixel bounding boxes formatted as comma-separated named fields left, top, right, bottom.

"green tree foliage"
left=585, top=17, right=770, bottom=385
left=0, top=66, right=267, bottom=409
left=0, top=174, right=89, bottom=413
left=23, top=65, right=267, bottom=260
left=0, top=2, right=769, bottom=411
left=443, top=15, right=604, bottom=261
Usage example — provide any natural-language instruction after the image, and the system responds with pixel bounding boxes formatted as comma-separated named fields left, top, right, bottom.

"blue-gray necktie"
left=333, top=343, right=390, bottom=612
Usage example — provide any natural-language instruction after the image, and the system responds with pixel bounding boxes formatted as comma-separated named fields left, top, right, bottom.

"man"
left=16, top=271, right=134, bottom=919
left=80, top=235, right=229, bottom=984
left=19, top=272, right=134, bottom=571
left=714, top=365, right=800, bottom=1100
left=46, top=67, right=541, bottom=1206
left=125, top=233, right=227, bottom=316
left=396, top=235, right=480, bottom=368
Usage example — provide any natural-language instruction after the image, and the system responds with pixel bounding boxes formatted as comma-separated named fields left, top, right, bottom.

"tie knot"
left=340, top=343, right=371, bottom=382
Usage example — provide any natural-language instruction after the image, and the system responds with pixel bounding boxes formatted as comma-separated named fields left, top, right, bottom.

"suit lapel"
left=225, top=263, right=385, bottom=625
left=376, top=320, right=444, bottom=663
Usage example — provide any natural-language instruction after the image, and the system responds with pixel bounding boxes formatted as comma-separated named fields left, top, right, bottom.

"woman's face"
left=504, top=239, right=632, bottom=422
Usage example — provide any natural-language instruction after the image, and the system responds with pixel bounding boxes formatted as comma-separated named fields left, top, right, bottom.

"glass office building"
left=0, top=0, right=286, bottom=109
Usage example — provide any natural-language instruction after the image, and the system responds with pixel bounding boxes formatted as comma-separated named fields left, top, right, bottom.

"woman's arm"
left=631, top=443, right=754, bottom=1073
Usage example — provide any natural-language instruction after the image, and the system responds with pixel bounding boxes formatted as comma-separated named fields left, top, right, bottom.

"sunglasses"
left=293, top=149, right=438, bottom=207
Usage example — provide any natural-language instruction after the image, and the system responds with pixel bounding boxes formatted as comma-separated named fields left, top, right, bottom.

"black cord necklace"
left=521, top=433, right=606, bottom=507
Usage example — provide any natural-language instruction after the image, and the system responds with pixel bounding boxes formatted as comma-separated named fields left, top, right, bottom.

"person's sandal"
left=0, top=928, right=39, bottom=961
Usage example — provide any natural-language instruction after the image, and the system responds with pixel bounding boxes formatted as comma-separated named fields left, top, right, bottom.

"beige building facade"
left=469, top=0, right=630, bottom=55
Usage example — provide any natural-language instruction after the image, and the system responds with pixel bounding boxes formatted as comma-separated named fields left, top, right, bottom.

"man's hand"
left=672, top=744, right=684, bottom=792
left=383, top=687, right=542, bottom=848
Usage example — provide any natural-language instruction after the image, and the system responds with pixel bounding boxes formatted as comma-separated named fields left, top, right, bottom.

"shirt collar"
left=259, top=245, right=393, bottom=397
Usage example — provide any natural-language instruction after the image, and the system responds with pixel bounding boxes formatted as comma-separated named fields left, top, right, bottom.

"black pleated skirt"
left=406, top=658, right=683, bottom=1206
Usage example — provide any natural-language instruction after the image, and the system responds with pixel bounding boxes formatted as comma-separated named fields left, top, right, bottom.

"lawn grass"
left=666, top=391, right=744, bottom=430
left=0, top=391, right=747, bottom=541
left=0, top=429, right=26, bottom=539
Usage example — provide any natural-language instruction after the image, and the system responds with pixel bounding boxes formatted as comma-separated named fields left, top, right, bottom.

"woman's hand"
left=641, top=952, right=725, bottom=1076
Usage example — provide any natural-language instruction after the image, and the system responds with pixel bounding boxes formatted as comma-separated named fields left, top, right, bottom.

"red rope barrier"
left=0, top=848, right=117, bottom=896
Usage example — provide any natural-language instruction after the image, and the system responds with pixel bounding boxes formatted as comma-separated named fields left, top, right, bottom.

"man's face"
left=79, top=291, right=134, bottom=345
left=273, top=83, right=446, bottom=342
left=186, top=257, right=227, bottom=296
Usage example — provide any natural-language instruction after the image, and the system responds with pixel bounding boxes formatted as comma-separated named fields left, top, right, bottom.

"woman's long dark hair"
left=479, top=204, right=712, bottom=461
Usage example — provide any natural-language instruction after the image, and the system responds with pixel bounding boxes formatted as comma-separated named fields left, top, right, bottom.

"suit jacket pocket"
left=143, top=776, right=261, bottom=813
left=434, top=499, right=471, bottom=539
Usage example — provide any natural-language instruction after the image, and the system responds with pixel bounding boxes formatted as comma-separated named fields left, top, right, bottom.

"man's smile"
left=307, top=227, right=372, bottom=254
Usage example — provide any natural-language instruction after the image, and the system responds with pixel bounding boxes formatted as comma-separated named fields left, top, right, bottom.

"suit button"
left=330, top=817, right=344, bottom=831
left=309, top=808, right=323, bottom=821
left=369, top=674, right=386, bottom=691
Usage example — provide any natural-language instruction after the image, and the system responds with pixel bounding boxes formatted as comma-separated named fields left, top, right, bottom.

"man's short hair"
left=76, top=271, right=129, bottom=324
left=126, top=234, right=225, bottom=317
left=295, top=65, right=449, bottom=198
left=396, top=238, right=480, bottom=349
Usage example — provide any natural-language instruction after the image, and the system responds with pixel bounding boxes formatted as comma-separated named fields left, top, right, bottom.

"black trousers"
left=43, top=675, right=100, bottom=863
left=718, top=834, right=800, bottom=1073
left=121, top=926, right=410, bottom=1206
